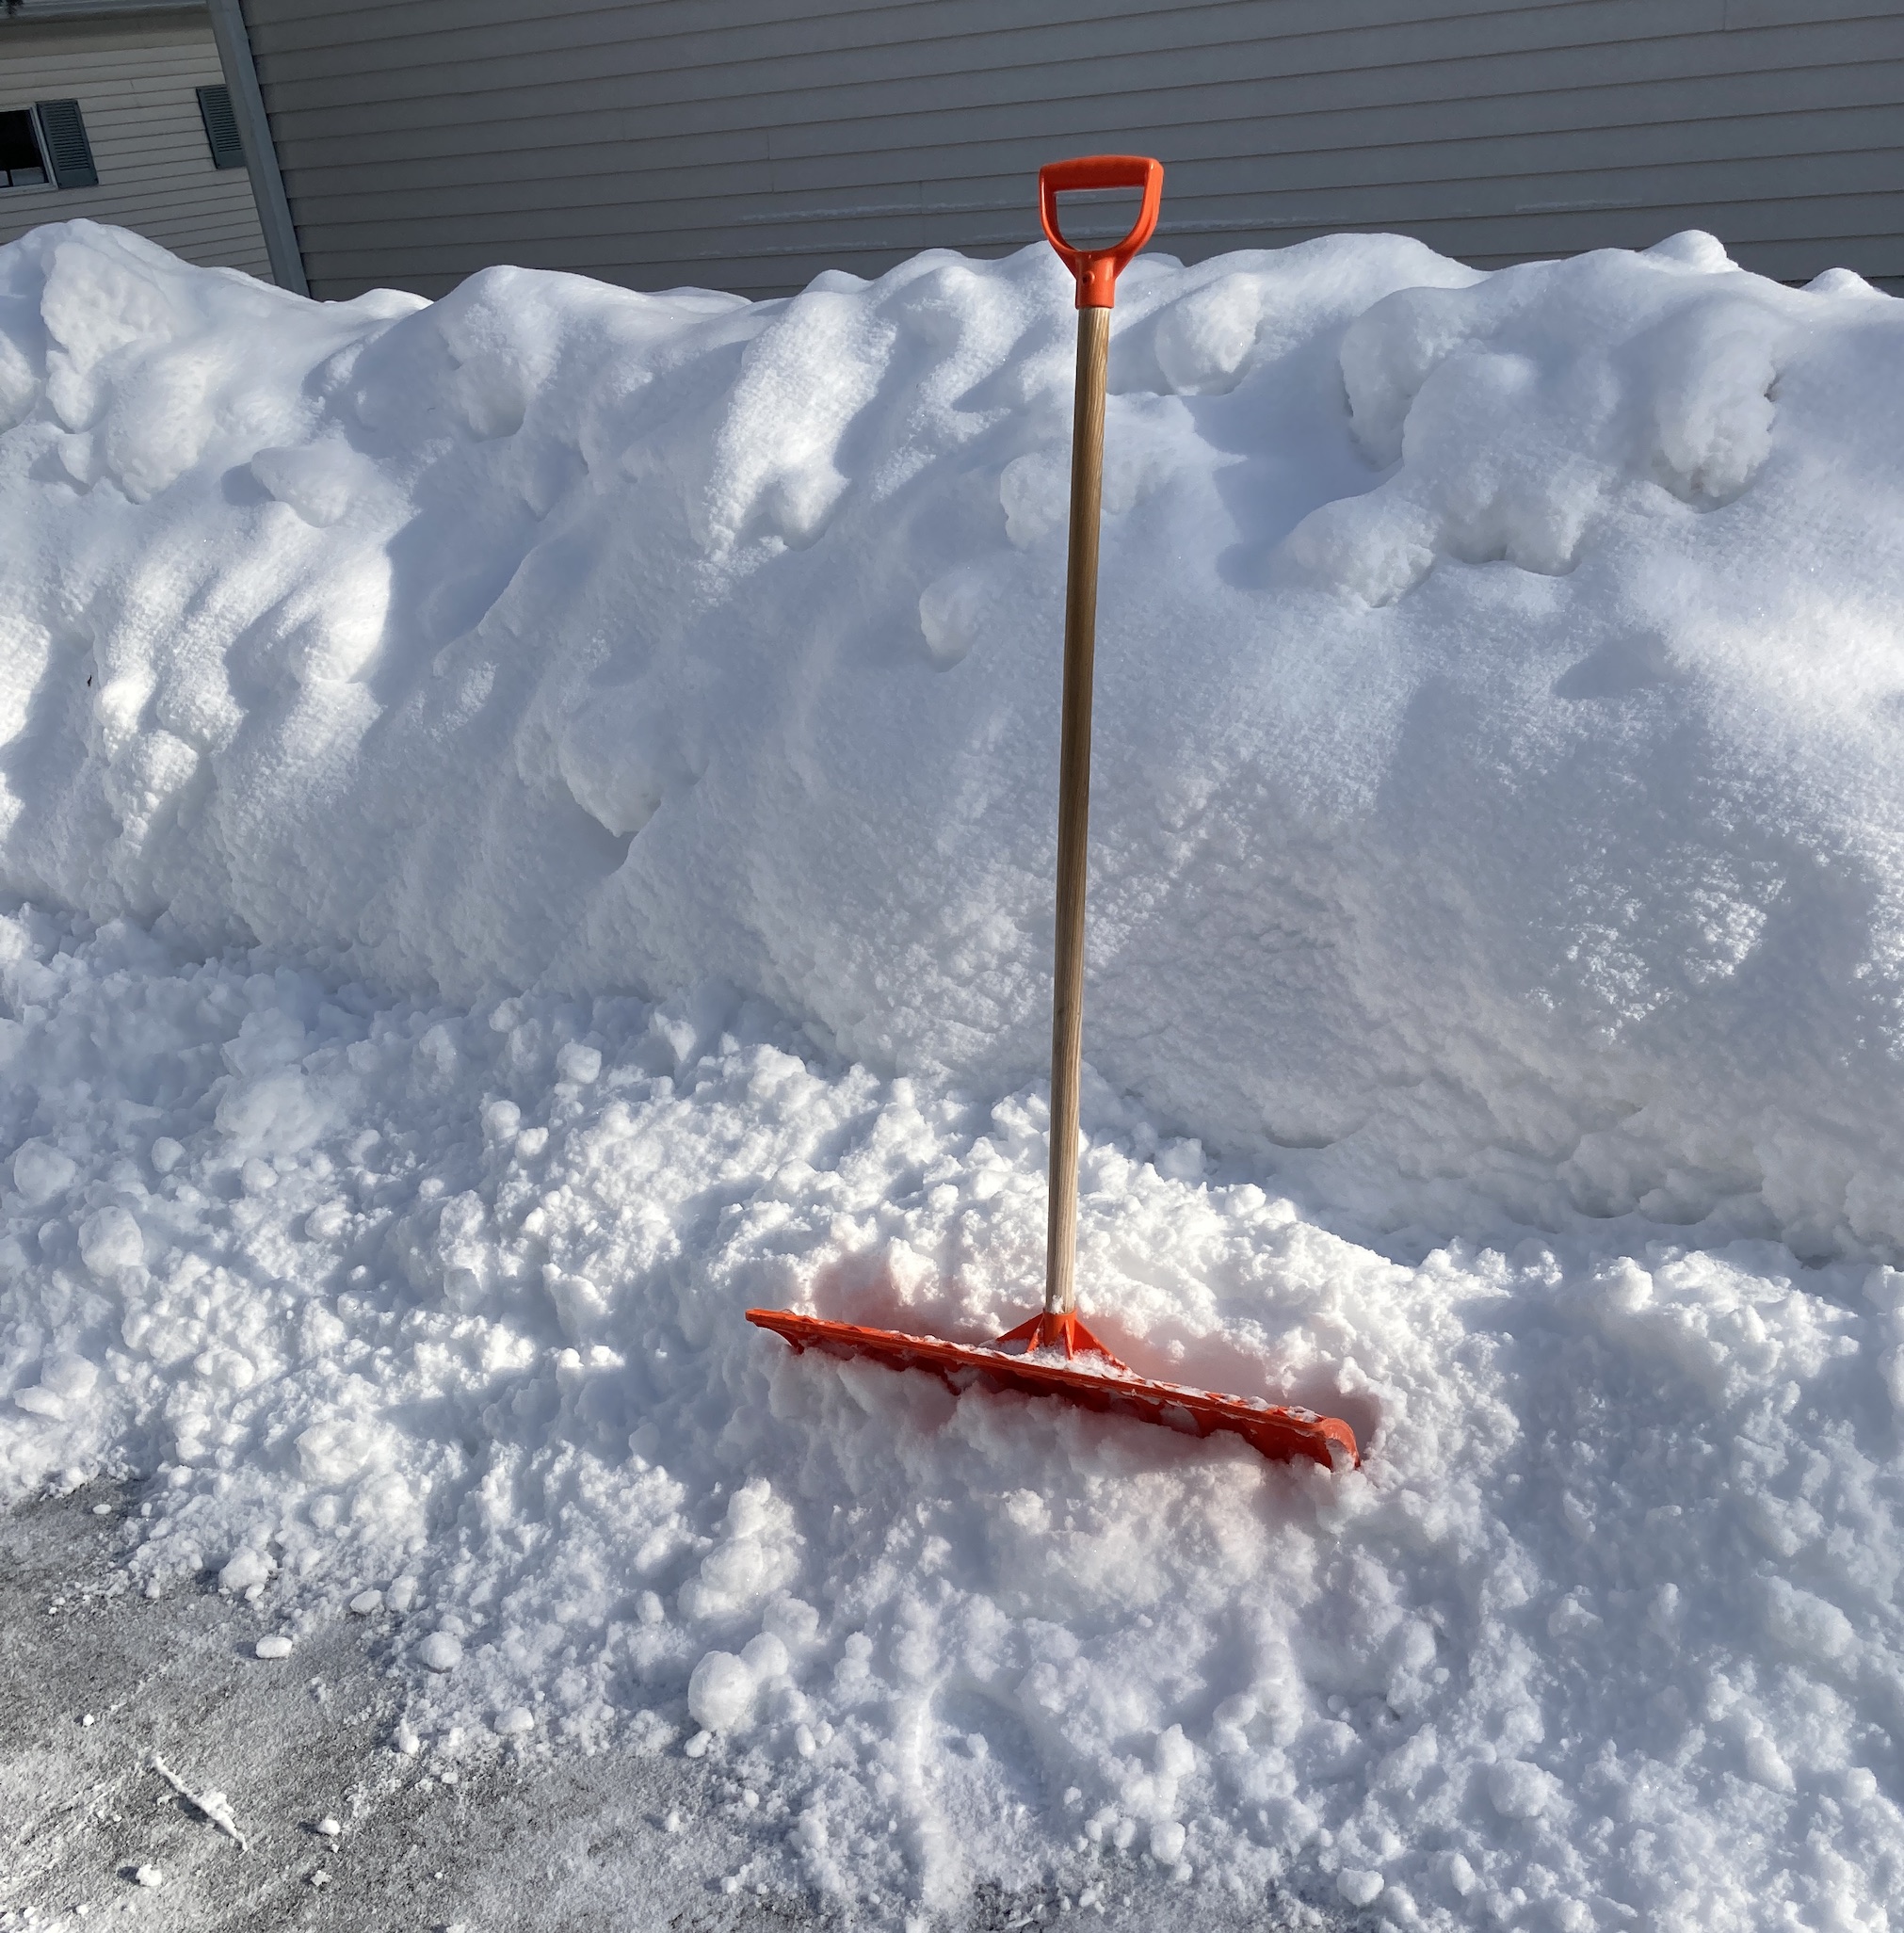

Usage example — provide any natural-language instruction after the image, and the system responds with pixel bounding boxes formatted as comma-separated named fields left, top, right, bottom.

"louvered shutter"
left=196, top=85, right=246, bottom=170
left=33, top=101, right=96, bottom=189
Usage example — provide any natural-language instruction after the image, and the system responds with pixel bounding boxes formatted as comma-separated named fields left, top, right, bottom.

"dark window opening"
left=0, top=108, right=47, bottom=189
left=196, top=84, right=245, bottom=170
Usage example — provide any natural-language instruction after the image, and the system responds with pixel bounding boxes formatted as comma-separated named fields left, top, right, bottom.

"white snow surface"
left=4, top=220, right=1904, bottom=1926
left=8, top=218, right=1904, bottom=1251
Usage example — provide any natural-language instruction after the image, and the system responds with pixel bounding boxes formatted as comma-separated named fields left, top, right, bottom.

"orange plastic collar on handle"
left=1039, top=154, right=1165, bottom=309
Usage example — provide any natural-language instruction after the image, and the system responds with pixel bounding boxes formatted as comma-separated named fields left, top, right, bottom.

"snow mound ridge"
left=4, top=219, right=1904, bottom=1254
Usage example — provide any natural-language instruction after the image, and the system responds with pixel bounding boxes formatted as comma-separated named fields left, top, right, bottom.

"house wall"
left=0, top=7, right=273, bottom=278
left=242, top=0, right=1904, bottom=300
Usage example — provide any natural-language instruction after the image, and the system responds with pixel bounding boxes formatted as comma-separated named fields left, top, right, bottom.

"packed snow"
left=4, top=217, right=1904, bottom=1928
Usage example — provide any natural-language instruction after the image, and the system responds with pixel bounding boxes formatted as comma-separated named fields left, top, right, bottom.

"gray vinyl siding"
left=0, top=12, right=273, bottom=277
left=238, top=0, right=1904, bottom=302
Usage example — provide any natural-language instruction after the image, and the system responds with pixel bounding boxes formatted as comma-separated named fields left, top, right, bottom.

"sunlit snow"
left=4, top=217, right=1904, bottom=1927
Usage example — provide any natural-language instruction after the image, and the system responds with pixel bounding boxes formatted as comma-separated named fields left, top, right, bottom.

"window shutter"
left=34, top=101, right=96, bottom=189
left=196, top=84, right=247, bottom=170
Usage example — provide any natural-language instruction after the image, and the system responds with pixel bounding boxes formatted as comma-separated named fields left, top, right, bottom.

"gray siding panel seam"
left=250, top=0, right=1904, bottom=61
left=252, top=23, right=1904, bottom=155
left=269, top=88, right=1904, bottom=210
left=249, top=7, right=1839, bottom=121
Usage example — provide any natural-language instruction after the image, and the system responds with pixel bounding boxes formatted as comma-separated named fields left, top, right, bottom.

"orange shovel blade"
left=745, top=1307, right=1358, bottom=1470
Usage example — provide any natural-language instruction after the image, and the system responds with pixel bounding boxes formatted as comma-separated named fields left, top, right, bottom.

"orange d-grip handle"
left=1039, top=154, right=1165, bottom=309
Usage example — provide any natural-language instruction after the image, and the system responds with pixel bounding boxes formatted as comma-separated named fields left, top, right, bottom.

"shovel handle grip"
left=1039, top=154, right=1164, bottom=309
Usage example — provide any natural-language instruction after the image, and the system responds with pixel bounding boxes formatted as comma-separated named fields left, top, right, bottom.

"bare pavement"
left=0, top=1486, right=1343, bottom=1933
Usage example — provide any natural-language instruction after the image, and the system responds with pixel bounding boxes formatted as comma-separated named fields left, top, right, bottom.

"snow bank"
left=6, top=221, right=1904, bottom=1926
left=6, top=220, right=1904, bottom=1252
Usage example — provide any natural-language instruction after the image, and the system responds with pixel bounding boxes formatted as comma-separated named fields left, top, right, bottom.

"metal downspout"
left=204, top=0, right=307, bottom=296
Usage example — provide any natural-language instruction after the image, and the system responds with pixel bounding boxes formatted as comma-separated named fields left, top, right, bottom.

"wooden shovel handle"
left=1042, top=301, right=1111, bottom=1319
left=1040, top=154, right=1163, bottom=1318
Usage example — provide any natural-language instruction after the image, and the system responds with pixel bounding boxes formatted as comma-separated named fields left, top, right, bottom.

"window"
left=0, top=108, right=47, bottom=189
left=196, top=84, right=246, bottom=169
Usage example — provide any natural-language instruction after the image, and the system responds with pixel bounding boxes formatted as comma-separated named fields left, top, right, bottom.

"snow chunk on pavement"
left=418, top=1633, right=462, bottom=1673
left=687, top=1651, right=756, bottom=1733
left=219, top=1548, right=273, bottom=1594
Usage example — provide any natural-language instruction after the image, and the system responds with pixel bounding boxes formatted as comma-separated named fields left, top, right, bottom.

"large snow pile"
left=7, top=219, right=1904, bottom=1251
left=4, top=219, right=1904, bottom=1928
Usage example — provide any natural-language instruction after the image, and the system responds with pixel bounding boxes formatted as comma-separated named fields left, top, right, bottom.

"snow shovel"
left=748, top=157, right=1358, bottom=1472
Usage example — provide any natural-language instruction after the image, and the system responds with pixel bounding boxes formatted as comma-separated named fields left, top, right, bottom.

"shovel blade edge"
left=745, top=1308, right=1358, bottom=1470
